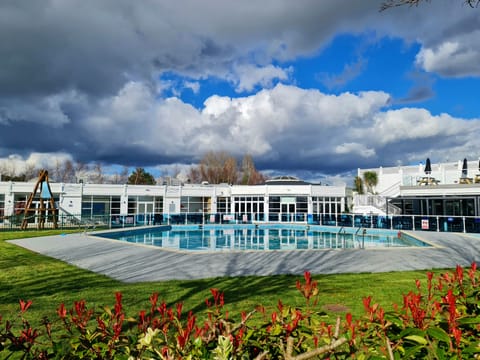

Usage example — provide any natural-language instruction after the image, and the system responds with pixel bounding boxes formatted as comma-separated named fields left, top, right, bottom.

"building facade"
left=354, top=159, right=480, bottom=232
left=0, top=177, right=349, bottom=228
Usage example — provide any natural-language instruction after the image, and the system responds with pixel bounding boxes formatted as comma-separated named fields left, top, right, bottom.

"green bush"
left=1, top=264, right=479, bottom=359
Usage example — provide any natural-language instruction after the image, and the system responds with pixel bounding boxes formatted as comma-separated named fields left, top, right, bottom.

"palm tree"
left=363, top=171, right=378, bottom=194
left=354, top=176, right=364, bottom=194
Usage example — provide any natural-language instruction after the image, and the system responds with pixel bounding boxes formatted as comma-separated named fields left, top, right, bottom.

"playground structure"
left=21, top=170, right=58, bottom=230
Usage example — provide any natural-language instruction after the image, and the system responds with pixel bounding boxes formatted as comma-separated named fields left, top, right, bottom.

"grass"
left=0, top=229, right=444, bottom=329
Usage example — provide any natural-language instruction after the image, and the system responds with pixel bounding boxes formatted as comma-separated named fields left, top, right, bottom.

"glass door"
left=281, top=203, right=296, bottom=222
left=137, top=201, right=154, bottom=225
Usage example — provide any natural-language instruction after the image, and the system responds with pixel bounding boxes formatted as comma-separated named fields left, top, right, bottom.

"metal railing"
left=2, top=211, right=480, bottom=234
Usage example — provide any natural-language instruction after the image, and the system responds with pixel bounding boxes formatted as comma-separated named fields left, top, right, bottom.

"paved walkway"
left=8, top=230, right=480, bottom=283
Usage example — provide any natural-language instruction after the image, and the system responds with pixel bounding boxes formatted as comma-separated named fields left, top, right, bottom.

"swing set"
left=20, top=170, right=58, bottom=230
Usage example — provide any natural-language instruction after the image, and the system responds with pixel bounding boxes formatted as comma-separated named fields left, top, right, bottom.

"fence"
left=2, top=212, right=480, bottom=234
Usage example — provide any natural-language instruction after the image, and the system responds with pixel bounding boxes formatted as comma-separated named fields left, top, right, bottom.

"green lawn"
left=0, top=230, right=443, bottom=328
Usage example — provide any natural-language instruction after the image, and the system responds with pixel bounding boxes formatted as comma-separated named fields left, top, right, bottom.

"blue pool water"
left=96, top=225, right=430, bottom=252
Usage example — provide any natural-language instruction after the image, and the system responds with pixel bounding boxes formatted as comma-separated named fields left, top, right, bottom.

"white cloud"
left=0, top=152, right=73, bottom=178
left=75, top=83, right=392, bottom=165
left=0, top=80, right=479, bottom=177
left=416, top=35, right=480, bottom=77
left=229, top=64, right=292, bottom=92
left=372, top=108, right=472, bottom=145
left=184, top=81, right=200, bottom=94
left=335, top=143, right=375, bottom=158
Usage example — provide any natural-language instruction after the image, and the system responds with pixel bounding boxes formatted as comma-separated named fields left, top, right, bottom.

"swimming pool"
left=96, top=225, right=430, bottom=252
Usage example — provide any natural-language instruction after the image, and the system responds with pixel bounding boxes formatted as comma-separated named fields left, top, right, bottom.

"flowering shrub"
left=1, top=263, right=479, bottom=359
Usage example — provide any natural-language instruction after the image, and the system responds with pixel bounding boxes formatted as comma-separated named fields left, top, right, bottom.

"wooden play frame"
left=21, top=170, right=58, bottom=230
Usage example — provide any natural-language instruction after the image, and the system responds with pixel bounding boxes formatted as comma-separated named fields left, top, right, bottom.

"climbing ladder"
left=21, top=170, right=58, bottom=230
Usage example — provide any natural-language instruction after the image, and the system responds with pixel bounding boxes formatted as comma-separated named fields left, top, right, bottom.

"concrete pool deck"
left=8, top=229, right=480, bottom=283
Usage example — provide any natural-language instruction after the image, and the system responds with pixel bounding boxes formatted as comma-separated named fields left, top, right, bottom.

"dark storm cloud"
left=1, top=0, right=480, bottom=180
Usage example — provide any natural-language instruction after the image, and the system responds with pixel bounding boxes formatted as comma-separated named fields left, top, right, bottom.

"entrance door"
left=281, top=203, right=296, bottom=222
left=137, top=201, right=154, bottom=225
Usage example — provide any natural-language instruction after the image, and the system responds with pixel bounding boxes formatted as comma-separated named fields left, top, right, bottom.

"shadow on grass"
left=0, top=240, right=118, bottom=304
left=0, top=234, right=429, bottom=325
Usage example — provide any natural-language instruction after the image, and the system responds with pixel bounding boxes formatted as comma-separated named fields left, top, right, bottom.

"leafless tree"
left=74, top=162, right=89, bottom=183
left=189, top=151, right=266, bottom=185
left=187, top=166, right=201, bottom=184
left=240, top=154, right=266, bottom=185
left=23, top=163, right=40, bottom=181
left=381, top=0, right=479, bottom=11
left=91, top=163, right=105, bottom=184
left=197, top=151, right=239, bottom=184
left=62, top=160, right=76, bottom=183
left=111, top=166, right=130, bottom=184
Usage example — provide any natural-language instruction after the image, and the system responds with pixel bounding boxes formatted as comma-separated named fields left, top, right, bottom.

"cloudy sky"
left=1, top=0, right=480, bottom=184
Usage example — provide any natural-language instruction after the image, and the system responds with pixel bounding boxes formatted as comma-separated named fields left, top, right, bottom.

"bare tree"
left=46, top=159, right=77, bottom=183
left=189, top=151, right=266, bottom=185
left=23, top=163, right=40, bottom=181
left=381, top=0, right=479, bottom=11
left=188, top=166, right=201, bottom=184
left=240, top=154, right=266, bottom=185
left=91, top=163, right=105, bottom=184
left=75, top=161, right=89, bottom=183
left=3, top=158, right=17, bottom=180
left=222, top=156, right=238, bottom=185
left=111, top=166, right=130, bottom=184
left=197, top=151, right=239, bottom=184
left=62, top=160, right=76, bottom=183
left=48, top=159, right=62, bottom=182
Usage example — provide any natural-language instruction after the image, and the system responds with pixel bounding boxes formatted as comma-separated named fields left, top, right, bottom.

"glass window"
left=0, top=194, right=4, bottom=222
left=269, top=196, right=280, bottom=213
left=296, top=196, right=308, bottom=213
left=155, top=196, right=163, bottom=214
left=111, top=197, right=121, bottom=215
left=217, top=197, right=230, bottom=213
left=128, top=198, right=136, bottom=215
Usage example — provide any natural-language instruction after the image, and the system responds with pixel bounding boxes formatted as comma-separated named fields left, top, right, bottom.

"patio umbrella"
left=424, top=158, right=432, bottom=175
left=462, top=158, right=468, bottom=178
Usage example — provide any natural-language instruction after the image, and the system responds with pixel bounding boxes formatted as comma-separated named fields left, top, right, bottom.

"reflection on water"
left=109, top=227, right=428, bottom=251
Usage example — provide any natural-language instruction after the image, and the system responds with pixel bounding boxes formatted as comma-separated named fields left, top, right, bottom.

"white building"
left=355, top=159, right=480, bottom=232
left=0, top=176, right=350, bottom=229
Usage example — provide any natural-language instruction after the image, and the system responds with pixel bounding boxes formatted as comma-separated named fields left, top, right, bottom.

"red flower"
left=114, top=292, right=123, bottom=316
left=20, top=327, right=38, bottom=344
left=19, top=299, right=32, bottom=313
left=362, top=296, right=372, bottom=313
left=241, top=311, right=247, bottom=322
left=296, top=271, right=318, bottom=302
left=451, top=326, right=462, bottom=347
left=176, top=302, right=183, bottom=319
left=271, top=311, right=277, bottom=324
left=150, top=293, right=159, bottom=314
left=57, top=303, right=67, bottom=319
left=469, top=262, right=477, bottom=285
left=455, top=265, right=464, bottom=285
left=346, top=312, right=352, bottom=326
left=97, top=317, right=107, bottom=334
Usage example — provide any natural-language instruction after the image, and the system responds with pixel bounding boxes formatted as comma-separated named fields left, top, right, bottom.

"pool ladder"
left=355, top=227, right=366, bottom=249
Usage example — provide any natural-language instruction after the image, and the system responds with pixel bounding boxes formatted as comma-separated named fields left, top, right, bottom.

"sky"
left=1, top=0, right=480, bottom=185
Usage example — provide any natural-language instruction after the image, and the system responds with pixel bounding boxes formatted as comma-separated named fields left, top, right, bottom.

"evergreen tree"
left=128, top=167, right=156, bottom=185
